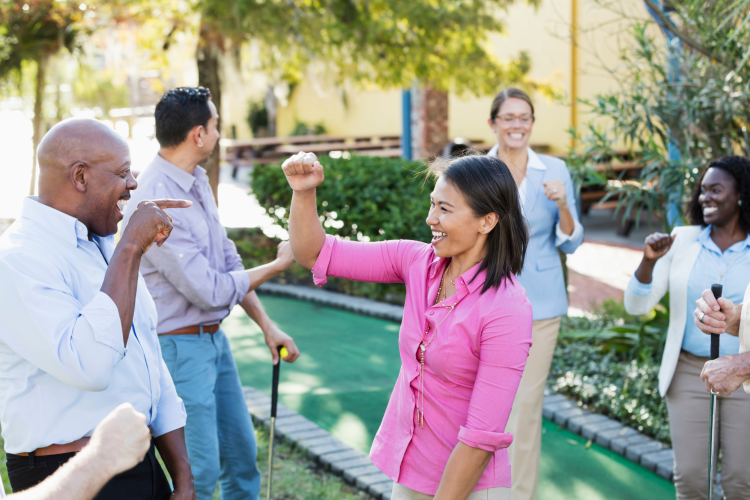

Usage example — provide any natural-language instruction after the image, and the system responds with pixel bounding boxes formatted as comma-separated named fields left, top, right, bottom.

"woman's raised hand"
left=644, top=233, right=675, bottom=261
left=282, top=151, right=325, bottom=192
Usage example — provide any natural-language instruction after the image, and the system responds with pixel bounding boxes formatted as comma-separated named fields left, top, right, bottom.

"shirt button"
left=428, top=311, right=434, bottom=315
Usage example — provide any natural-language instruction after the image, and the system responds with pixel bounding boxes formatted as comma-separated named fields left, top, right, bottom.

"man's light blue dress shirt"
left=0, top=197, right=186, bottom=454
left=629, top=225, right=750, bottom=357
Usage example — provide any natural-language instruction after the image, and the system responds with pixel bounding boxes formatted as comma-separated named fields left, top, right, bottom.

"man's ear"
left=71, top=162, right=87, bottom=193
left=191, top=125, right=205, bottom=147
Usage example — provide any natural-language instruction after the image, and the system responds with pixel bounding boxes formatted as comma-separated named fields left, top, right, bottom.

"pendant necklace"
left=418, top=265, right=456, bottom=429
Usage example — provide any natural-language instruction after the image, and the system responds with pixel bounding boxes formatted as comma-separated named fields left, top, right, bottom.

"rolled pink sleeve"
left=311, top=235, right=336, bottom=285
left=459, top=290, right=533, bottom=452
left=311, top=235, right=429, bottom=286
left=458, top=426, right=514, bottom=452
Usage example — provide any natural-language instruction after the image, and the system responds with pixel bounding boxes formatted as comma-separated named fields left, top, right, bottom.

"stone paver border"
left=255, top=283, right=678, bottom=486
left=243, top=386, right=393, bottom=500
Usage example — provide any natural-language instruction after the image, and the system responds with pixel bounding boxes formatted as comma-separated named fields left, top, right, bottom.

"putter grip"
left=711, top=284, right=723, bottom=361
left=271, top=346, right=282, bottom=418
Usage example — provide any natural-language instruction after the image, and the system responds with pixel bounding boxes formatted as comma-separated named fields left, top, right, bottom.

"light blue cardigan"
left=489, top=146, right=584, bottom=320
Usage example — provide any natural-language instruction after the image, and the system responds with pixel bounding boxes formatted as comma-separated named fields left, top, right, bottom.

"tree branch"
left=643, top=0, right=723, bottom=63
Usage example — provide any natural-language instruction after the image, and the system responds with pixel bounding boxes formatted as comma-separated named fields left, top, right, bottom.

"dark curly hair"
left=687, top=155, right=750, bottom=232
left=155, top=87, right=213, bottom=148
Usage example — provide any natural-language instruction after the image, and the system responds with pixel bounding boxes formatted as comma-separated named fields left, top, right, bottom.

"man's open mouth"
left=116, top=197, right=129, bottom=216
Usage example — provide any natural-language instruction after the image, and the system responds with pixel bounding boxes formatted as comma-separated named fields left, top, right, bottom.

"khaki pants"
left=505, top=316, right=561, bottom=500
left=391, top=483, right=510, bottom=500
left=666, top=351, right=750, bottom=500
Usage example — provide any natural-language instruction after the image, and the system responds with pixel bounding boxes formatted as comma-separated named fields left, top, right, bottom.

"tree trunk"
left=410, top=86, right=449, bottom=160
left=265, top=85, right=277, bottom=137
left=197, top=22, right=222, bottom=204
left=30, top=54, right=47, bottom=196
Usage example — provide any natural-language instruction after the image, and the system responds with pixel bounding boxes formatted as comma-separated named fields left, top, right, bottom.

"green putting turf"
left=223, top=295, right=675, bottom=499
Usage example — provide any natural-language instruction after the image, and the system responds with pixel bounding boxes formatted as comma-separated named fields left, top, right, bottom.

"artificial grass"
left=224, top=295, right=677, bottom=500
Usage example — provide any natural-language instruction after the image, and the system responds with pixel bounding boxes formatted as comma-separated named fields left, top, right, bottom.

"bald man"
left=0, top=119, right=197, bottom=500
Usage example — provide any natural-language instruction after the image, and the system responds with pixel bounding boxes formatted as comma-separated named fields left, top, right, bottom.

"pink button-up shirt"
left=312, top=235, right=533, bottom=495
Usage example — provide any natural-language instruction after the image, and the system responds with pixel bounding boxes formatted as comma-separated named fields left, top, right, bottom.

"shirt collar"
left=21, top=197, right=89, bottom=247
left=698, top=224, right=750, bottom=254
left=149, top=154, right=207, bottom=193
left=486, top=145, right=547, bottom=171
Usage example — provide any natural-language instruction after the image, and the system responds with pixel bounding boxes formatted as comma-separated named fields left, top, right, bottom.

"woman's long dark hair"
left=429, top=154, right=528, bottom=294
left=687, top=156, right=750, bottom=232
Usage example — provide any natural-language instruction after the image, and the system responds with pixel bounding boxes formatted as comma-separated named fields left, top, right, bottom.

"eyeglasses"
left=495, top=113, right=534, bottom=124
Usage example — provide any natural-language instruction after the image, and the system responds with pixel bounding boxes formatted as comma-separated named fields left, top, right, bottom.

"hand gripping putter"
left=707, top=283, right=722, bottom=500
left=267, top=346, right=287, bottom=500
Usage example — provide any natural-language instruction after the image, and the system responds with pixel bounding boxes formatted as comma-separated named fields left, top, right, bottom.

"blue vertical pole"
left=646, top=0, right=682, bottom=228
left=401, top=90, right=412, bottom=161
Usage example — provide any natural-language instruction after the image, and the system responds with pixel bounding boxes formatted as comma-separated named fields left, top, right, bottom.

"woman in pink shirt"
left=282, top=151, right=533, bottom=500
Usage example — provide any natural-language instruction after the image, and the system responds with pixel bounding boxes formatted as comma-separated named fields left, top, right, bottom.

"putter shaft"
left=707, top=283, right=723, bottom=500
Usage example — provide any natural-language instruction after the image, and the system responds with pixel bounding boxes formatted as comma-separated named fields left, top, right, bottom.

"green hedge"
left=246, top=155, right=435, bottom=304
left=250, top=155, right=432, bottom=243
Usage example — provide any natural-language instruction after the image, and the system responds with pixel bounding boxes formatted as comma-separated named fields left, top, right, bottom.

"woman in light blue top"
left=624, top=156, right=750, bottom=498
left=486, top=88, right=583, bottom=500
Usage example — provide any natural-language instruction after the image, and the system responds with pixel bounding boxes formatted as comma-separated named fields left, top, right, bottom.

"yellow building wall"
left=224, top=0, right=647, bottom=154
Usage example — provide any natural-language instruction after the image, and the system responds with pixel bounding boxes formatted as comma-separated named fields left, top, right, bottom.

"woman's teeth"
left=703, top=206, right=718, bottom=215
left=509, top=133, right=523, bottom=140
left=432, top=231, right=447, bottom=242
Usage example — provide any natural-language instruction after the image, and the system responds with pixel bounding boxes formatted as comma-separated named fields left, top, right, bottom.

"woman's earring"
left=198, top=141, right=204, bottom=148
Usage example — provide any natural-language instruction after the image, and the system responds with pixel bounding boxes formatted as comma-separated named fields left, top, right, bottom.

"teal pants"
left=159, top=329, right=261, bottom=500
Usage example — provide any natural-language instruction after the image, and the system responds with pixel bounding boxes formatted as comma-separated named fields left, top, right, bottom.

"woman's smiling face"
left=489, top=97, right=534, bottom=151
left=699, top=167, right=741, bottom=227
left=426, top=176, right=486, bottom=259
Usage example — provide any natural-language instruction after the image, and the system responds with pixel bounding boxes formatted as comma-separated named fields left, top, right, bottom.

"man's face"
left=82, top=140, right=137, bottom=238
left=198, top=100, right=221, bottom=163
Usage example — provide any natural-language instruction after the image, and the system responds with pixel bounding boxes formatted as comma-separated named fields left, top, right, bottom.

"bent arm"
left=155, top=429, right=195, bottom=497
left=0, top=257, right=126, bottom=392
left=100, top=242, right=142, bottom=346
left=624, top=243, right=675, bottom=316
left=556, top=166, right=584, bottom=253
left=288, top=189, right=327, bottom=269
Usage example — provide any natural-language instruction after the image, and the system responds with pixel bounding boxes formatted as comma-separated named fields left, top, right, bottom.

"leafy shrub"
left=549, top=342, right=669, bottom=444
left=560, top=295, right=669, bottom=363
left=250, top=154, right=433, bottom=243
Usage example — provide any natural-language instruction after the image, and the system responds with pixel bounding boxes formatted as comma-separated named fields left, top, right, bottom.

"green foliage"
left=569, top=0, right=750, bottom=231
left=251, top=155, right=433, bottom=243
left=290, top=119, right=326, bottom=136
left=549, top=342, right=670, bottom=444
left=197, top=0, right=549, bottom=97
left=561, top=295, right=670, bottom=363
left=0, top=1, right=83, bottom=81
left=247, top=100, right=269, bottom=136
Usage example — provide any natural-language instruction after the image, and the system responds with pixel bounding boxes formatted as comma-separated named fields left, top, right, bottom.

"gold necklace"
left=418, top=266, right=456, bottom=429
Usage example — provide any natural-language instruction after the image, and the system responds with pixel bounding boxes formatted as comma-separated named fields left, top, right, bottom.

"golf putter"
left=267, top=345, right=284, bottom=500
left=707, top=283, right=723, bottom=500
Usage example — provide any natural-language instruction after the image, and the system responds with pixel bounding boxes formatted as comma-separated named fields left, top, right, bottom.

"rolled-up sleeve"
left=150, top=357, right=187, bottom=437
left=458, top=293, right=533, bottom=452
left=628, top=273, right=653, bottom=297
left=143, top=213, right=250, bottom=312
left=556, top=165, right=584, bottom=254
left=0, top=255, right=125, bottom=392
left=312, top=235, right=428, bottom=286
left=222, top=227, right=246, bottom=273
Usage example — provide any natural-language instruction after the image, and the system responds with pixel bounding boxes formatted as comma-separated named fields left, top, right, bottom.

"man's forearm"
left=154, top=428, right=194, bottom=494
left=240, top=291, right=272, bottom=331
left=100, top=242, right=142, bottom=346
left=11, top=446, right=113, bottom=500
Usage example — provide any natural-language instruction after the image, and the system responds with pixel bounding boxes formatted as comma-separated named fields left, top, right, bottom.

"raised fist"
left=88, top=403, right=151, bottom=475
left=282, top=151, right=325, bottom=192
left=121, top=199, right=192, bottom=254
left=644, top=233, right=674, bottom=261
